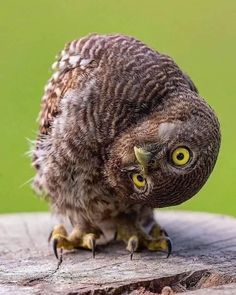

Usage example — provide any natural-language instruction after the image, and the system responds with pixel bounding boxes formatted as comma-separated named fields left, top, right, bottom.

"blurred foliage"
left=0, top=0, right=235, bottom=215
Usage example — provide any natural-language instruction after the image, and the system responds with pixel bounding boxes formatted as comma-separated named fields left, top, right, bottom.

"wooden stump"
left=0, top=211, right=236, bottom=294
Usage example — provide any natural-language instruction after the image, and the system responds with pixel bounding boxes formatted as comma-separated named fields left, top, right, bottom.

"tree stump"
left=0, top=211, right=236, bottom=294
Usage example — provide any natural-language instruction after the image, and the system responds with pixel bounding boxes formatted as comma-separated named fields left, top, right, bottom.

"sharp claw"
left=127, top=235, right=138, bottom=260
left=90, top=237, right=96, bottom=258
left=166, top=237, right=172, bottom=258
left=130, top=251, right=134, bottom=260
left=162, top=229, right=169, bottom=237
left=52, top=239, right=59, bottom=259
left=48, top=230, right=53, bottom=243
left=113, top=230, right=118, bottom=240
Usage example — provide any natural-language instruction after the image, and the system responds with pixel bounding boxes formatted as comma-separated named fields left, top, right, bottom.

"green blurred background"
left=0, top=0, right=235, bottom=215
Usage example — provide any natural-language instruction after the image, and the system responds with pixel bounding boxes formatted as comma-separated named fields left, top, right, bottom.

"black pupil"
left=137, top=175, right=144, bottom=182
left=176, top=152, right=184, bottom=161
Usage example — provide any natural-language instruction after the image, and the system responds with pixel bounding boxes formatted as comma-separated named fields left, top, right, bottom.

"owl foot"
left=117, top=221, right=172, bottom=260
left=48, top=224, right=99, bottom=259
left=146, top=223, right=172, bottom=257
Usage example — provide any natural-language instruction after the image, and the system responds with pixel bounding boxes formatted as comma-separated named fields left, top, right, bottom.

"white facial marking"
left=158, top=122, right=177, bottom=139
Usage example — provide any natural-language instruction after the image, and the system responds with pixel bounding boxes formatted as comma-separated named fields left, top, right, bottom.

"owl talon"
left=144, top=234, right=173, bottom=258
left=53, top=238, right=59, bottom=259
left=50, top=234, right=74, bottom=259
left=145, top=224, right=173, bottom=257
left=91, top=236, right=96, bottom=258
left=130, top=251, right=134, bottom=260
left=158, top=230, right=172, bottom=258
left=127, top=235, right=139, bottom=260
left=117, top=219, right=172, bottom=258
left=48, top=224, right=100, bottom=258
left=166, top=237, right=172, bottom=258
left=48, top=230, right=53, bottom=243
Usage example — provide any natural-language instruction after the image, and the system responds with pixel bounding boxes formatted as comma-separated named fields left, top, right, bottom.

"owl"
left=32, top=34, right=221, bottom=259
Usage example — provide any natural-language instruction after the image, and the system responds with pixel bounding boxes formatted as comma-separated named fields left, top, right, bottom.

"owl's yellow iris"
left=132, top=173, right=146, bottom=187
left=172, top=147, right=190, bottom=166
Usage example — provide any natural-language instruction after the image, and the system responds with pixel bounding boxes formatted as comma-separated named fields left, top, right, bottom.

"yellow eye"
left=171, top=147, right=190, bottom=166
left=132, top=173, right=146, bottom=187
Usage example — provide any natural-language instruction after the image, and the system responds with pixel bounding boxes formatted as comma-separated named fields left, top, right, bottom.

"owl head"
left=105, top=91, right=221, bottom=208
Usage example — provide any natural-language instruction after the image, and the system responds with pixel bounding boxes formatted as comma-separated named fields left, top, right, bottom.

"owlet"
left=32, top=34, right=221, bottom=259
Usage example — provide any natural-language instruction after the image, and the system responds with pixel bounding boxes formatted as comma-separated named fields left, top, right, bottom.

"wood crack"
left=75, top=269, right=236, bottom=295
left=21, top=252, right=63, bottom=286
left=1, top=212, right=236, bottom=294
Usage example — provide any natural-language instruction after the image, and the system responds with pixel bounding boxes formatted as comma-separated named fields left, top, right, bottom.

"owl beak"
left=134, top=146, right=152, bottom=174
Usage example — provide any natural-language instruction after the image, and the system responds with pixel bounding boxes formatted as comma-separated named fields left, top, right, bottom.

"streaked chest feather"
left=50, top=159, right=129, bottom=224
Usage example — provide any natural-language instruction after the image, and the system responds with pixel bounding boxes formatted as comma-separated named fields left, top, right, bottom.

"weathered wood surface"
left=0, top=211, right=236, bottom=295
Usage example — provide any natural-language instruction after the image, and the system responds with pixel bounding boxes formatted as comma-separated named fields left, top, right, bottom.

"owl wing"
left=38, top=40, right=95, bottom=135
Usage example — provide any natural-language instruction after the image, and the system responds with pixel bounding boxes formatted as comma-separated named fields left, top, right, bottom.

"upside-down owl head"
left=105, top=91, right=221, bottom=208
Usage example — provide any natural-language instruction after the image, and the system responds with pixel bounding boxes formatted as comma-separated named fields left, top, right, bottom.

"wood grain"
left=0, top=211, right=236, bottom=294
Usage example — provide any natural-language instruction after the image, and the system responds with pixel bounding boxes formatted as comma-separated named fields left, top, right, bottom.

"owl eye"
left=131, top=173, right=146, bottom=187
left=171, top=147, right=190, bottom=166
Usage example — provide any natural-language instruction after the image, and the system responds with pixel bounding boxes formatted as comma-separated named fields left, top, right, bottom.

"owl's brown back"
left=38, top=34, right=197, bottom=141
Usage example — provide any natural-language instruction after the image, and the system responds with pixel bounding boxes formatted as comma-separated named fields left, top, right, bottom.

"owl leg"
left=48, top=224, right=100, bottom=259
left=116, top=218, right=172, bottom=259
left=147, top=223, right=172, bottom=255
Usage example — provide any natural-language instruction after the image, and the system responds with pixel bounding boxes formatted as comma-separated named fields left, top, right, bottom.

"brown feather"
left=31, top=34, right=220, bottom=243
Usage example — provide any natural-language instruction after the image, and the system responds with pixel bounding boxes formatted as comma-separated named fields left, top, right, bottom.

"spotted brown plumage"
left=32, top=34, right=221, bottom=259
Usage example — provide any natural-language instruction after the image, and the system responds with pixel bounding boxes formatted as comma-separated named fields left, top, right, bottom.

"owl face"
left=105, top=96, right=221, bottom=208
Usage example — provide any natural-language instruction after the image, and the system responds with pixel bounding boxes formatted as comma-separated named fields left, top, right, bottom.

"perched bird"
left=32, top=34, right=221, bottom=259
